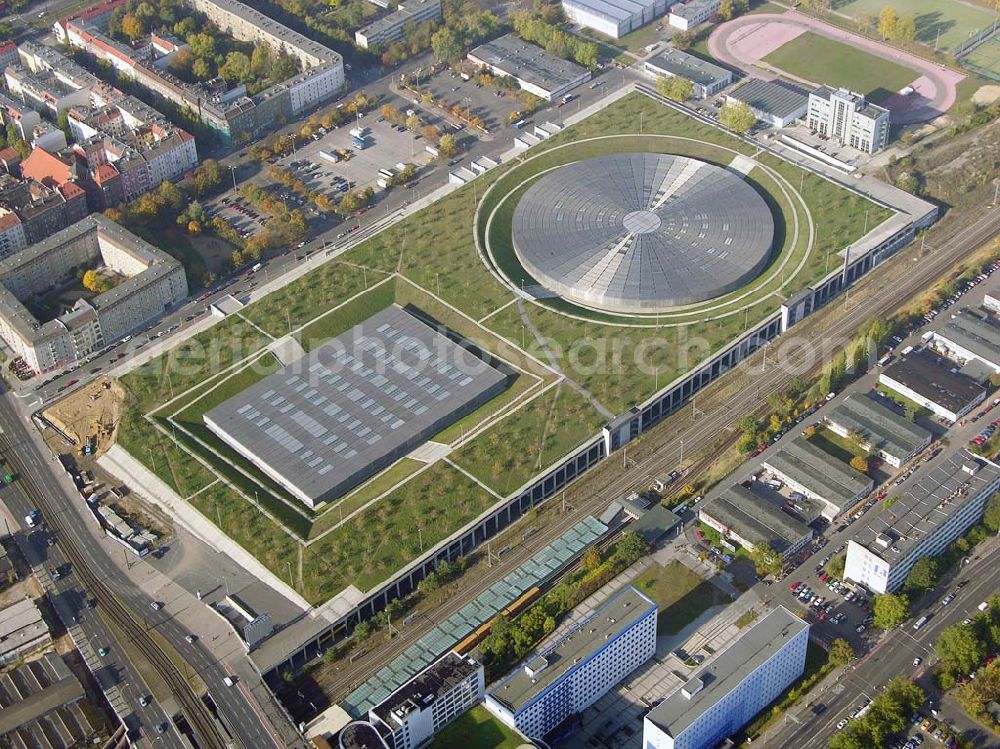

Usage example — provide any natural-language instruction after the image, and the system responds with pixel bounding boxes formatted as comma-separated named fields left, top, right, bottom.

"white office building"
left=643, top=606, right=809, bottom=749
left=930, top=310, right=1000, bottom=375
left=367, top=652, right=484, bottom=749
left=562, top=0, right=668, bottom=39
left=668, top=0, right=720, bottom=30
left=484, top=586, right=657, bottom=740
left=844, top=451, right=1000, bottom=593
left=807, top=86, right=890, bottom=154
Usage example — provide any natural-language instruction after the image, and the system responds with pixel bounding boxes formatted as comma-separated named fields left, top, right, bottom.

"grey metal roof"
left=763, top=437, right=873, bottom=511
left=704, top=485, right=812, bottom=553
left=488, top=586, right=656, bottom=714
left=204, top=306, right=506, bottom=506
left=934, top=311, right=1000, bottom=368
left=645, top=607, right=808, bottom=738
left=850, top=450, right=1000, bottom=559
left=511, top=153, right=774, bottom=312
left=826, top=394, right=931, bottom=463
left=645, top=49, right=732, bottom=89
left=730, top=78, right=809, bottom=120
left=468, top=34, right=590, bottom=96
left=340, top=516, right=608, bottom=717
left=563, top=0, right=657, bottom=22
left=880, top=350, right=986, bottom=414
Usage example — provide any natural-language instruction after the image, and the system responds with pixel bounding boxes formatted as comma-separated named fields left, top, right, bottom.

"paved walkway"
left=708, top=11, right=965, bottom=124
left=99, top=444, right=311, bottom=611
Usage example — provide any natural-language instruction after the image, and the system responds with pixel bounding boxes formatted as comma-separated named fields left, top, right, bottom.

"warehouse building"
left=879, top=350, right=986, bottom=423
left=485, top=586, right=657, bottom=740
left=930, top=310, right=1000, bottom=374
left=668, top=0, right=720, bottom=30
left=0, top=598, right=51, bottom=665
left=700, top=484, right=813, bottom=560
left=844, top=451, right=1000, bottom=593
left=727, top=78, right=808, bottom=128
left=762, top=437, right=873, bottom=521
left=825, top=394, right=932, bottom=469
left=205, top=306, right=508, bottom=509
left=562, top=0, right=668, bottom=39
left=983, top=280, right=1000, bottom=314
left=643, top=49, right=732, bottom=99
left=807, top=87, right=890, bottom=154
left=643, top=606, right=809, bottom=749
left=467, top=35, right=592, bottom=102
left=355, top=0, right=442, bottom=49
left=366, top=652, right=484, bottom=749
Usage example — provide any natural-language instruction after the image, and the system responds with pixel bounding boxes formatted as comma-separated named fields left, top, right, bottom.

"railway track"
left=314, top=207, right=1000, bottom=708
left=0, top=430, right=231, bottom=749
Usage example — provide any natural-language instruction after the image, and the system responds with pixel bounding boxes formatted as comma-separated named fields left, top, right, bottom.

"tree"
left=825, top=555, right=846, bottom=579
left=187, top=220, right=201, bottom=235
left=672, top=30, right=694, bottom=50
left=829, top=638, right=855, bottom=666
left=895, top=14, right=916, bottom=42
left=749, top=543, right=783, bottom=577
left=192, top=58, right=212, bottom=80
left=872, top=592, right=909, bottom=629
left=984, top=491, right=1000, bottom=532
left=719, top=0, right=733, bottom=20
left=582, top=547, right=602, bottom=573
left=719, top=101, right=756, bottom=134
left=936, top=623, right=986, bottom=675
left=431, top=26, right=463, bottom=62
left=878, top=6, right=898, bottom=40
left=656, top=74, right=694, bottom=102
left=613, top=531, right=648, bottom=565
left=120, top=13, right=144, bottom=40
left=82, top=270, right=101, bottom=293
left=220, top=52, right=252, bottom=83
left=849, top=455, right=870, bottom=474
left=904, top=556, right=940, bottom=593
left=405, top=114, right=421, bottom=131
left=250, top=44, right=275, bottom=81
left=856, top=13, right=875, bottom=34
left=438, top=133, right=458, bottom=158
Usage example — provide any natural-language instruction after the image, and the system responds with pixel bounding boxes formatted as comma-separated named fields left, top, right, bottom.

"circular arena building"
left=511, top=153, right=775, bottom=312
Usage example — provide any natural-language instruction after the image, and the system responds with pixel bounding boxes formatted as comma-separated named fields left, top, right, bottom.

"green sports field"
left=832, top=0, right=998, bottom=53
left=763, top=31, right=918, bottom=101
left=963, top=35, right=1000, bottom=77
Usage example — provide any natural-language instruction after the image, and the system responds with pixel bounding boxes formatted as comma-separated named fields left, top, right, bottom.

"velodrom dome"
left=510, top=152, right=775, bottom=313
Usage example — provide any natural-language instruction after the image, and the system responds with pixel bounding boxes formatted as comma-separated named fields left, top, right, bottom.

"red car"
left=789, top=581, right=801, bottom=592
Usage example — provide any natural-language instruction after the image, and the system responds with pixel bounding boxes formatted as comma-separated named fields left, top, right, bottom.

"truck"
left=250, top=262, right=262, bottom=274
left=349, top=126, right=367, bottom=138
left=352, top=136, right=368, bottom=150
left=24, top=510, right=39, bottom=527
left=901, top=345, right=915, bottom=356
left=319, top=150, right=340, bottom=164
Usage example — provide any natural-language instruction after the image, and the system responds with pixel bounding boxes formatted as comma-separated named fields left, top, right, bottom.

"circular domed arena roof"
left=511, top=152, right=775, bottom=312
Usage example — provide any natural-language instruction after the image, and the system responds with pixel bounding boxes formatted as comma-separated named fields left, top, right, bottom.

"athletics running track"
left=708, top=11, right=965, bottom=124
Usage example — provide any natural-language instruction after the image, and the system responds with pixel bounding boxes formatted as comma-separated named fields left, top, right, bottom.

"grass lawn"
left=762, top=32, right=918, bottom=101
left=808, top=426, right=865, bottom=464
left=631, top=560, right=731, bottom=635
left=832, top=0, right=998, bottom=52
left=430, top=705, right=524, bottom=749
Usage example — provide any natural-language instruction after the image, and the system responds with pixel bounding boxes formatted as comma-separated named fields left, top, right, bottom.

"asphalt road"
left=764, top=541, right=1000, bottom=749
left=0, top=392, right=288, bottom=749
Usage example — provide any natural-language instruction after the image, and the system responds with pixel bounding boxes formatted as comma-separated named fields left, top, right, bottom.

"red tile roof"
left=21, top=147, right=73, bottom=188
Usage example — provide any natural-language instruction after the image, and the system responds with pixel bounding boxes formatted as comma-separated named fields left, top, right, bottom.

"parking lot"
left=421, top=66, right=524, bottom=132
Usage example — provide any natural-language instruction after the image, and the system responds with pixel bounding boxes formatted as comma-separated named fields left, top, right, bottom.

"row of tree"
left=828, top=678, right=925, bottom=749
left=510, top=11, right=600, bottom=69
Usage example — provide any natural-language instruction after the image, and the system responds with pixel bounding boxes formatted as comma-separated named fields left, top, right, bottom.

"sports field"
left=832, top=0, right=998, bottom=53
left=963, top=35, right=1000, bottom=77
left=762, top=31, right=917, bottom=100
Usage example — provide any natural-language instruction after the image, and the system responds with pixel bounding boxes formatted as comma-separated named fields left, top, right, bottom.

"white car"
left=836, top=719, right=848, bottom=730
left=913, top=657, right=922, bottom=666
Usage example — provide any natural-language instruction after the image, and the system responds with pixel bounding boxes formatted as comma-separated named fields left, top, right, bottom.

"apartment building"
left=356, top=0, right=443, bottom=49
left=0, top=214, right=187, bottom=372
left=844, top=451, right=1000, bottom=593
left=807, top=86, right=890, bottom=154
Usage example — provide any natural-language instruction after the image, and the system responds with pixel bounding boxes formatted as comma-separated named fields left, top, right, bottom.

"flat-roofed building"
left=807, top=86, right=889, bottom=154
left=826, top=394, right=932, bottom=469
left=700, top=484, right=813, bottom=560
left=643, top=49, right=732, bottom=98
left=931, top=310, right=1000, bottom=374
left=879, top=349, right=986, bottom=423
left=562, top=0, right=668, bottom=39
left=844, top=451, right=1000, bottom=593
left=668, top=0, right=720, bottom=30
left=205, top=305, right=508, bottom=508
left=466, top=35, right=592, bottom=102
left=727, top=78, right=808, bottom=128
left=355, top=0, right=442, bottom=49
left=0, top=598, right=52, bottom=665
left=368, top=652, right=484, bottom=749
left=762, top=437, right=873, bottom=520
left=643, top=606, right=809, bottom=749
left=485, top=586, right=657, bottom=739
left=983, top=280, right=1000, bottom=314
